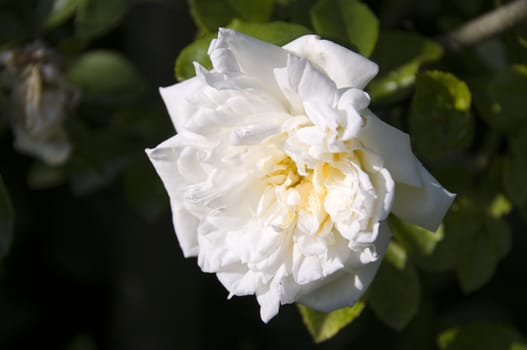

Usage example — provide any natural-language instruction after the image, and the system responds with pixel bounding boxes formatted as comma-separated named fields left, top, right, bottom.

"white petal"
left=146, top=142, right=200, bottom=257
left=294, top=255, right=323, bottom=285
left=194, top=62, right=253, bottom=91
left=212, top=28, right=288, bottom=101
left=297, top=223, right=391, bottom=312
left=358, top=109, right=423, bottom=187
left=214, top=28, right=288, bottom=74
left=159, top=77, right=202, bottom=132
left=391, top=164, right=456, bottom=231
left=283, top=34, right=379, bottom=89
left=230, top=124, right=281, bottom=145
left=256, top=285, right=281, bottom=323
left=296, top=57, right=337, bottom=107
left=338, top=88, right=371, bottom=111
left=208, top=39, right=241, bottom=73
left=217, top=267, right=261, bottom=296
left=170, top=204, right=199, bottom=257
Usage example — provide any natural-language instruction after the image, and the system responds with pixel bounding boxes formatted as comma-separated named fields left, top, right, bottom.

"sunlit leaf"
left=0, top=174, right=14, bottom=260
left=488, top=194, right=512, bottom=219
left=368, top=242, right=420, bottom=330
left=298, top=301, right=365, bottom=343
left=311, top=0, right=379, bottom=57
left=189, top=0, right=274, bottom=34
left=409, top=71, right=473, bottom=160
left=368, top=31, right=443, bottom=103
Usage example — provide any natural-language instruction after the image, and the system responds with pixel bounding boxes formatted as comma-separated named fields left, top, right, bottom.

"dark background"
left=1, top=0, right=527, bottom=349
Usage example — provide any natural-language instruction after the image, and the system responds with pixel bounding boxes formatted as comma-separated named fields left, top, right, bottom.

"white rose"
left=146, top=28, right=455, bottom=322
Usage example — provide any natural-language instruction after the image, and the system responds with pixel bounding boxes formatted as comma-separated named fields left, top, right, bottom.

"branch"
left=439, top=0, right=527, bottom=51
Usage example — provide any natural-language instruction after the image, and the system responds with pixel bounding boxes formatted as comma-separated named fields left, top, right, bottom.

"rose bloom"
left=147, top=29, right=455, bottom=322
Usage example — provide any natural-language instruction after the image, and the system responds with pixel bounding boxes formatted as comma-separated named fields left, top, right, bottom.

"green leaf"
left=0, top=174, right=14, bottom=260
left=454, top=212, right=511, bottom=293
left=310, top=0, right=379, bottom=57
left=438, top=328, right=460, bottom=350
left=438, top=323, right=524, bottom=350
left=488, top=194, right=512, bottom=219
left=67, top=50, right=144, bottom=100
left=411, top=220, right=458, bottom=272
left=384, top=239, right=408, bottom=270
left=298, top=301, right=365, bottom=343
left=174, top=34, right=215, bottom=81
left=409, top=71, right=473, bottom=160
left=229, top=0, right=274, bottom=22
left=75, top=0, right=130, bottom=38
left=285, top=0, right=318, bottom=27
left=40, top=0, right=82, bottom=28
left=389, top=215, right=443, bottom=257
left=227, top=19, right=311, bottom=45
left=189, top=0, right=274, bottom=34
left=367, top=242, right=420, bottom=330
left=504, top=128, right=527, bottom=207
left=472, top=65, right=527, bottom=132
left=174, top=21, right=311, bottom=81
left=367, top=31, right=443, bottom=103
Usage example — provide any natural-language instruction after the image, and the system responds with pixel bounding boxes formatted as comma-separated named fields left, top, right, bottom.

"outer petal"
left=283, top=34, right=378, bottom=89
left=297, top=223, right=391, bottom=311
left=391, top=164, right=456, bottom=231
left=159, top=77, right=202, bottom=132
left=358, top=109, right=423, bottom=188
left=210, top=28, right=288, bottom=102
left=146, top=138, right=200, bottom=257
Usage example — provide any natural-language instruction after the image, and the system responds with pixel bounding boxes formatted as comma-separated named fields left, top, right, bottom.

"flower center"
left=265, top=156, right=302, bottom=189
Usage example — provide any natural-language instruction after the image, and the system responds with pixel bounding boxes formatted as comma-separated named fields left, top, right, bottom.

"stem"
left=439, top=0, right=527, bottom=51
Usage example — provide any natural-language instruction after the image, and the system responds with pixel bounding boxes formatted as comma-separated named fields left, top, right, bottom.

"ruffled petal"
left=159, top=77, right=202, bottom=132
left=391, top=164, right=456, bottom=231
left=283, top=34, right=379, bottom=89
left=210, top=28, right=288, bottom=101
left=146, top=140, right=200, bottom=257
left=257, top=285, right=281, bottom=323
left=297, top=223, right=391, bottom=311
left=358, top=109, right=423, bottom=187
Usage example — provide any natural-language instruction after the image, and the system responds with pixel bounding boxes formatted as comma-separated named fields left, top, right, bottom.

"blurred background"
left=1, top=0, right=527, bottom=349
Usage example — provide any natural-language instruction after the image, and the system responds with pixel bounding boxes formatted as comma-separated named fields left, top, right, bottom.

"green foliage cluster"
left=1, top=0, right=527, bottom=348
